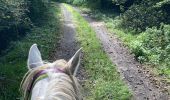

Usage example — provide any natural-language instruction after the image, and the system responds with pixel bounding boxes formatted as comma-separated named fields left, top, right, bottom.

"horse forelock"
left=20, top=60, right=82, bottom=100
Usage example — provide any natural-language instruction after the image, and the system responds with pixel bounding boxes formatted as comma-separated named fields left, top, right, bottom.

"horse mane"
left=20, top=60, right=83, bottom=100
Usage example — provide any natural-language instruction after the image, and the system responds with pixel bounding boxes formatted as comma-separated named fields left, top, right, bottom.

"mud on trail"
left=74, top=8, right=170, bottom=100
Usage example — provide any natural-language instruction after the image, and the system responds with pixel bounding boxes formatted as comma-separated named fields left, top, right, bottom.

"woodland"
left=0, top=0, right=170, bottom=99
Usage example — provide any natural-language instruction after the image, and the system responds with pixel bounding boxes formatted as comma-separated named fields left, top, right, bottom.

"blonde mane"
left=20, top=60, right=82, bottom=100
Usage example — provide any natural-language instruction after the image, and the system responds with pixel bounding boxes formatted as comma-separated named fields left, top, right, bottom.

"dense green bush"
left=130, top=24, right=170, bottom=73
left=28, top=0, right=50, bottom=23
left=0, top=0, right=50, bottom=54
left=121, top=5, right=165, bottom=33
left=121, top=0, right=170, bottom=33
left=58, top=0, right=74, bottom=4
left=111, top=0, right=135, bottom=12
left=0, top=0, right=31, bottom=53
left=143, top=24, right=170, bottom=65
left=72, top=0, right=84, bottom=5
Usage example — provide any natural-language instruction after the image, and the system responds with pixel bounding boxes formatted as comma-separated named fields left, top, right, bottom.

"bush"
left=28, top=0, right=50, bottom=23
left=0, top=0, right=31, bottom=53
left=130, top=24, right=170, bottom=72
left=0, top=0, right=50, bottom=54
left=121, top=24, right=170, bottom=77
left=122, top=5, right=165, bottom=33
left=143, top=24, right=170, bottom=65
left=72, top=0, right=84, bottom=5
left=120, top=0, right=170, bottom=33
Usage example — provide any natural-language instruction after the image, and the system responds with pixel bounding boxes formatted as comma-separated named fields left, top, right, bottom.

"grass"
left=63, top=4, right=132, bottom=100
left=0, top=2, right=62, bottom=99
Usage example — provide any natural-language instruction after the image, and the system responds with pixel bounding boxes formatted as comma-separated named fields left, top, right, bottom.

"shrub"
left=128, top=24, right=170, bottom=68
left=0, top=0, right=31, bottom=53
left=120, top=0, right=170, bottom=33
left=72, top=0, right=85, bottom=5
left=121, top=4, right=166, bottom=33
left=143, top=24, right=170, bottom=64
left=28, top=0, right=50, bottom=23
left=0, top=0, right=50, bottom=54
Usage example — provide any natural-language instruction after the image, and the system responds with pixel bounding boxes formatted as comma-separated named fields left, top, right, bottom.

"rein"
left=26, top=66, right=65, bottom=100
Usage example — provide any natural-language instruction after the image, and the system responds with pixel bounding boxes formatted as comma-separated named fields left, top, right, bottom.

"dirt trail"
left=51, top=4, right=85, bottom=81
left=51, top=4, right=78, bottom=60
left=74, top=9, right=170, bottom=100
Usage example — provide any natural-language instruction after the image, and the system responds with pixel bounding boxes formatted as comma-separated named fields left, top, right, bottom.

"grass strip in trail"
left=0, top=2, right=62, bottom=100
left=64, top=4, right=132, bottom=100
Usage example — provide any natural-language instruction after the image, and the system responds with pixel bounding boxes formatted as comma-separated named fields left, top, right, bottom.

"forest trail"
left=73, top=8, right=170, bottom=100
left=56, top=3, right=169, bottom=100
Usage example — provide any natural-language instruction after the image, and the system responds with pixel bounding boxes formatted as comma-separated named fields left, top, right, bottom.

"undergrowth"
left=64, top=4, right=132, bottom=100
left=0, top=2, right=62, bottom=99
left=105, top=16, right=170, bottom=80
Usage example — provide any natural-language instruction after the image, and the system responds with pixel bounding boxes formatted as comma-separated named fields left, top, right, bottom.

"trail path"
left=53, top=3, right=169, bottom=99
left=51, top=4, right=78, bottom=60
left=74, top=8, right=170, bottom=100
left=51, top=4, right=85, bottom=81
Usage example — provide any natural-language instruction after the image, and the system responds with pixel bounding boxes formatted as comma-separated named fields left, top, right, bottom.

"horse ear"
left=27, top=44, right=43, bottom=69
left=68, top=48, right=82, bottom=76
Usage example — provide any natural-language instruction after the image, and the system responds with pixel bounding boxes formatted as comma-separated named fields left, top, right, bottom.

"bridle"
left=25, top=66, right=65, bottom=100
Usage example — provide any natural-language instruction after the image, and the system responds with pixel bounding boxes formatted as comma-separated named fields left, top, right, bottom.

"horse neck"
left=31, top=78, right=49, bottom=100
left=31, top=73, right=80, bottom=100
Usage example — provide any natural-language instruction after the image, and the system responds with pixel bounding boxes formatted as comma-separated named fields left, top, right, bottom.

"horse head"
left=21, top=44, right=82, bottom=100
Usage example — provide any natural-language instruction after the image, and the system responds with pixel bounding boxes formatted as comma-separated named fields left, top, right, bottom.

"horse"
left=20, top=44, right=83, bottom=100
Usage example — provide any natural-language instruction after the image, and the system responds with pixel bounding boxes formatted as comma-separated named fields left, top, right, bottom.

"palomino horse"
left=20, top=44, right=83, bottom=100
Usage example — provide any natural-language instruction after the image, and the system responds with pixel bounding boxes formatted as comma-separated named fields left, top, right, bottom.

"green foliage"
left=117, top=24, right=170, bottom=77
left=113, top=23, right=170, bottom=75
left=155, top=0, right=170, bottom=7
left=0, top=0, right=31, bottom=52
left=112, top=0, right=132, bottom=11
left=126, top=24, right=170, bottom=76
left=0, top=0, right=29, bottom=28
left=0, top=0, right=50, bottom=54
left=57, top=0, right=73, bottom=4
left=72, top=0, right=85, bottom=5
left=121, top=0, right=170, bottom=33
left=142, top=24, right=170, bottom=66
left=0, top=2, right=62, bottom=99
left=28, top=0, right=50, bottom=23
